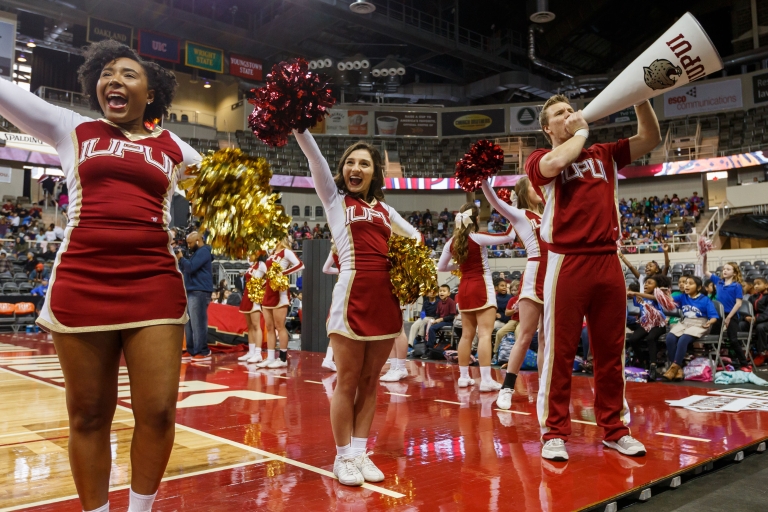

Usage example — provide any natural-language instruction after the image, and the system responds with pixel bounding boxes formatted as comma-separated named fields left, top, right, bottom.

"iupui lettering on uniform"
left=79, top=138, right=175, bottom=180
left=562, top=158, right=607, bottom=184
left=344, top=205, right=392, bottom=230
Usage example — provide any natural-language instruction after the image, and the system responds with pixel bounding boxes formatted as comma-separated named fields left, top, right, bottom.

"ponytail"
left=451, top=203, right=479, bottom=265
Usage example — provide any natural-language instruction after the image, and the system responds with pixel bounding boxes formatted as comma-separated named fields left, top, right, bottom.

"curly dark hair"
left=333, top=141, right=385, bottom=203
left=77, top=39, right=177, bottom=122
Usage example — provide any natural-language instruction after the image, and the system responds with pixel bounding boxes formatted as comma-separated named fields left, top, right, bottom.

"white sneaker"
left=541, top=438, right=568, bottom=461
left=603, top=435, right=647, bottom=457
left=333, top=455, right=364, bottom=486
left=255, top=358, right=273, bottom=368
left=457, top=377, right=475, bottom=388
left=321, top=359, right=337, bottom=372
left=246, top=353, right=263, bottom=364
left=479, top=380, right=502, bottom=392
left=354, top=451, right=385, bottom=482
left=496, top=388, right=514, bottom=409
left=267, top=359, right=288, bottom=369
left=380, top=368, right=408, bottom=382
left=238, top=351, right=253, bottom=361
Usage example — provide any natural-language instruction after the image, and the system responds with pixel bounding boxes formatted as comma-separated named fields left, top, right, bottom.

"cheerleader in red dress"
left=238, top=255, right=268, bottom=364
left=437, top=204, right=516, bottom=392
left=295, top=129, right=420, bottom=487
left=0, top=41, right=201, bottom=512
left=255, top=238, right=303, bottom=369
left=321, top=244, right=340, bottom=372
left=481, top=177, right=548, bottom=410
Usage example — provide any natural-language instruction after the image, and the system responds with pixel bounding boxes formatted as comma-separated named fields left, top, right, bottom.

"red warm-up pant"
left=537, top=250, right=630, bottom=442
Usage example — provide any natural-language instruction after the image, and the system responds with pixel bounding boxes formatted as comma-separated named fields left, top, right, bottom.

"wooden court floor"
left=0, top=332, right=767, bottom=511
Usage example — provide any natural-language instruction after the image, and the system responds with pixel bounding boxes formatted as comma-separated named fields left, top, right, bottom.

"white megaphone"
left=582, top=12, right=723, bottom=123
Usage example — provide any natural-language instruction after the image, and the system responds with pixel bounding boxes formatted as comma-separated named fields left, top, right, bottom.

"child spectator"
left=31, top=279, right=49, bottom=296
left=408, top=289, right=438, bottom=346
left=663, top=276, right=719, bottom=381
left=743, top=277, right=768, bottom=365
left=704, top=260, right=750, bottom=369
left=493, top=278, right=512, bottom=331
left=626, top=274, right=670, bottom=380
left=426, top=284, right=457, bottom=348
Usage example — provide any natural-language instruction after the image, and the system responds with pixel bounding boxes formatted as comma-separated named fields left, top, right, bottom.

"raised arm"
left=661, top=243, right=671, bottom=276
left=437, top=240, right=457, bottom=272
left=702, top=253, right=712, bottom=279
left=619, top=252, right=641, bottom=280
left=282, top=250, right=304, bottom=275
left=628, top=101, right=662, bottom=162
left=294, top=129, right=337, bottom=208
left=470, top=225, right=516, bottom=246
left=481, top=180, right=526, bottom=225
left=0, top=78, right=86, bottom=147
left=322, top=252, right=338, bottom=275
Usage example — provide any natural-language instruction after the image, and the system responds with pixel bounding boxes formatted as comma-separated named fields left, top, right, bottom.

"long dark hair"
left=334, top=141, right=385, bottom=203
left=451, top=203, right=479, bottom=265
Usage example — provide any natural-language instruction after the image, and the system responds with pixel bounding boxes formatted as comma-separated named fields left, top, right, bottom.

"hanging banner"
left=87, top=17, right=133, bottom=45
left=138, top=31, right=180, bottom=63
left=310, top=109, right=369, bottom=135
left=663, top=78, right=742, bottom=117
left=753, top=72, right=768, bottom=104
left=509, top=106, right=542, bottom=133
left=229, top=53, right=263, bottom=81
left=0, top=167, right=11, bottom=184
left=442, top=108, right=506, bottom=136
left=585, top=103, right=639, bottom=126
left=374, top=111, right=437, bottom=136
left=185, top=42, right=224, bottom=73
left=0, top=13, right=17, bottom=80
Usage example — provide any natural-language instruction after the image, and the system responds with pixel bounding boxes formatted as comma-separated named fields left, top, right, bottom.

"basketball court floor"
left=1, top=331, right=767, bottom=511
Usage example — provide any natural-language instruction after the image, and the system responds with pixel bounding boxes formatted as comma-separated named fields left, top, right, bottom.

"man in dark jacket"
left=177, top=232, right=214, bottom=361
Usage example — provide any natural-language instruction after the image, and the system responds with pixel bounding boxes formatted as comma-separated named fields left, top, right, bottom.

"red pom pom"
left=247, top=58, right=336, bottom=147
left=497, top=188, right=512, bottom=204
left=454, top=140, right=504, bottom=192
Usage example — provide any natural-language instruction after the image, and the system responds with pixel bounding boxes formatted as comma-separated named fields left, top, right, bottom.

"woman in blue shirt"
left=704, top=258, right=749, bottom=369
left=663, top=276, right=719, bottom=381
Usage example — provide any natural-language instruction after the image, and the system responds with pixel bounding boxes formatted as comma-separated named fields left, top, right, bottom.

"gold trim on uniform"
left=37, top=315, right=188, bottom=334
left=538, top=252, right=564, bottom=434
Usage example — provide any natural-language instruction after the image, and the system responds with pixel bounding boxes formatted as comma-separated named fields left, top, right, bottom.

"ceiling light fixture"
left=349, top=0, right=375, bottom=15
left=17, top=53, right=26, bottom=63
left=26, top=41, right=36, bottom=48
left=203, top=80, right=211, bottom=89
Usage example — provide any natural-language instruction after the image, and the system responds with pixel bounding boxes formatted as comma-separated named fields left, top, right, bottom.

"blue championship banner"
left=138, top=30, right=180, bottom=63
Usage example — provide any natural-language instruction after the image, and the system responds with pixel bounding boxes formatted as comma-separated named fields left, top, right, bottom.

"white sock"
left=85, top=503, right=109, bottom=512
left=396, top=358, right=406, bottom=370
left=459, top=366, right=469, bottom=380
left=351, top=436, right=368, bottom=456
left=325, top=346, right=334, bottom=361
left=387, top=357, right=394, bottom=366
left=336, top=443, right=353, bottom=457
left=480, top=366, right=492, bottom=383
left=248, top=343, right=256, bottom=355
left=128, top=489, right=156, bottom=512
left=267, top=349, right=275, bottom=361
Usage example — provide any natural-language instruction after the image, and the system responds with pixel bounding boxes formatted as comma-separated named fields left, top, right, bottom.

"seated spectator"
left=493, top=278, right=512, bottom=331
left=29, top=263, right=50, bottom=284
left=626, top=274, right=670, bottom=379
left=54, top=224, right=66, bottom=240
left=0, top=252, right=8, bottom=273
left=31, top=279, right=49, bottom=296
left=743, top=277, right=768, bottom=363
left=408, top=289, right=438, bottom=346
left=22, top=252, right=37, bottom=274
left=427, top=284, right=457, bottom=348
left=494, top=279, right=520, bottom=355
left=9, top=212, right=20, bottom=228
left=44, top=224, right=57, bottom=244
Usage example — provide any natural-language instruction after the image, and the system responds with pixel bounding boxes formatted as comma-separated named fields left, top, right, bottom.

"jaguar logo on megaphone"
left=582, top=12, right=723, bottom=123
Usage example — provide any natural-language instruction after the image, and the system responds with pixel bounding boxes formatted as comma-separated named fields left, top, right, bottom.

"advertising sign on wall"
left=753, top=73, right=768, bottom=104
left=0, top=13, right=16, bottom=80
left=229, top=54, right=263, bottom=81
left=87, top=17, right=133, bottom=44
left=374, top=111, right=438, bottom=137
left=185, top=42, right=224, bottom=73
left=442, top=108, right=506, bottom=136
left=663, top=78, right=742, bottom=118
left=509, top=106, right=542, bottom=133
left=310, top=109, right=369, bottom=135
left=138, top=31, right=180, bottom=63
left=0, top=167, right=11, bottom=183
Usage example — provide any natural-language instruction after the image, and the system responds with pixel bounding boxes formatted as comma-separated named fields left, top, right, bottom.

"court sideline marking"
left=0, top=366, right=406, bottom=505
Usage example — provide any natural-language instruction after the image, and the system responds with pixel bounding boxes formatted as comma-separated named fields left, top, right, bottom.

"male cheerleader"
left=527, top=95, right=661, bottom=461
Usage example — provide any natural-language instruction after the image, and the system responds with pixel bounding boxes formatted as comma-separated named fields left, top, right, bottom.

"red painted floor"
left=3, top=332, right=768, bottom=512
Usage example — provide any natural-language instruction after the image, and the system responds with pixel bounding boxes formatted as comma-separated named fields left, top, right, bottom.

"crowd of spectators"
left=619, top=193, right=704, bottom=253
left=289, top=222, right=331, bottom=249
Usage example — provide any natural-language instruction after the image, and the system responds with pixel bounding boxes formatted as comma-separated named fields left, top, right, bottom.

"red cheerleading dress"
left=239, top=261, right=267, bottom=314
left=481, top=181, right=548, bottom=303
left=0, top=79, right=201, bottom=333
left=295, top=130, right=419, bottom=340
left=438, top=226, right=516, bottom=312
left=262, top=249, right=303, bottom=309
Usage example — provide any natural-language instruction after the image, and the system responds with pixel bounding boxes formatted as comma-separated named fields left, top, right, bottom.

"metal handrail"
left=700, top=201, right=730, bottom=247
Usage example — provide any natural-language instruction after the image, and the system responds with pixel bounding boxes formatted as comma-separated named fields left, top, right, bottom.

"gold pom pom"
left=246, top=276, right=266, bottom=304
left=267, top=261, right=290, bottom=292
left=387, top=235, right=438, bottom=305
left=182, top=148, right=292, bottom=259
left=451, top=268, right=462, bottom=279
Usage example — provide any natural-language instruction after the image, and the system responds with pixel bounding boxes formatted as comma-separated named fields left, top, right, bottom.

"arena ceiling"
left=0, top=0, right=761, bottom=104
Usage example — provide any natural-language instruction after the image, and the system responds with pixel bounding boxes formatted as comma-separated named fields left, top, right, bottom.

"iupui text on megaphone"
left=582, top=12, right=723, bottom=123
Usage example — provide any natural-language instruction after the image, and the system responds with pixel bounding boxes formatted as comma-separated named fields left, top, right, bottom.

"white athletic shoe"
left=267, top=359, right=288, bottom=369
left=354, top=452, right=385, bottom=482
left=603, top=435, right=647, bottom=457
left=541, top=438, right=569, bottom=461
left=479, top=380, right=502, bottom=392
left=255, top=358, right=274, bottom=368
left=333, top=456, right=364, bottom=486
left=321, top=359, right=337, bottom=372
left=496, top=388, right=514, bottom=410
left=237, top=351, right=253, bottom=361
left=246, top=353, right=263, bottom=364
left=457, top=377, right=476, bottom=388
left=379, top=368, right=408, bottom=382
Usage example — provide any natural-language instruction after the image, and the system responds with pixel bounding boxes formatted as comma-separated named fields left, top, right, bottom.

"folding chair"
left=699, top=301, right=727, bottom=370
left=737, top=301, right=755, bottom=368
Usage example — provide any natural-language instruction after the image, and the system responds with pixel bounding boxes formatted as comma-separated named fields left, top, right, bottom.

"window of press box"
left=315, top=206, right=323, bottom=217
left=291, top=206, right=300, bottom=216
left=304, top=206, right=311, bottom=217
